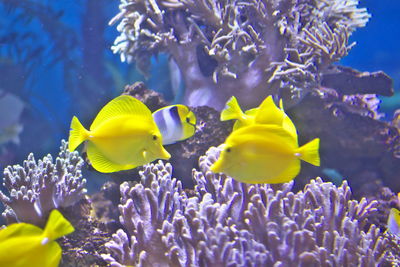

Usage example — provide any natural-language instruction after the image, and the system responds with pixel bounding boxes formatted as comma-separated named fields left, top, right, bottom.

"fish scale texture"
left=102, top=146, right=393, bottom=266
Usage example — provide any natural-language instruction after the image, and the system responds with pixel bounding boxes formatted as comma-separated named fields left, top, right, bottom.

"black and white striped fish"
left=152, top=105, right=196, bottom=145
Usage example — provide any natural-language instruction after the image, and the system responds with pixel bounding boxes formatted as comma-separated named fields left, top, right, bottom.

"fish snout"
left=159, top=146, right=171, bottom=160
left=210, top=159, right=223, bottom=173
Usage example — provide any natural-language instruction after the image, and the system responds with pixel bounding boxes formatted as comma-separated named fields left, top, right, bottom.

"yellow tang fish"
left=221, top=96, right=297, bottom=138
left=152, top=104, right=196, bottom=145
left=0, top=209, right=74, bottom=267
left=210, top=124, right=320, bottom=184
left=68, top=95, right=171, bottom=173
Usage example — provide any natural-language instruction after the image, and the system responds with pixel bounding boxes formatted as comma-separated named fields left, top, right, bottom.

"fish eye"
left=186, top=117, right=191, bottom=123
left=152, top=135, right=158, bottom=140
left=226, top=148, right=231, bottom=153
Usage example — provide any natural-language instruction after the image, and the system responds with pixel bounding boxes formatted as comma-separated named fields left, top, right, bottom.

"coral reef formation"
left=58, top=198, right=111, bottom=267
left=109, top=0, right=400, bottom=193
left=102, top=147, right=391, bottom=266
left=110, top=0, right=370, bottom=109
left=0, top=140, right=87, bottom=226
left=289, top=90, right=400, bottom=193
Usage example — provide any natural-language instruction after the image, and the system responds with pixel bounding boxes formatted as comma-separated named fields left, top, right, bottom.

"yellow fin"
left=265, top=160, right=301, bottom=184
left=0, top=223, right=42, bottom=241
left=297, top=138, right=320, bottom=166
left=221, top=96, right=244, bottom=121
left=90, top=95, right=152, bottom=131
left=43, top=210, right=74, bottom=242
left=283, top=117, right=297, bottom=140
left=254, top=96, right=283, bottom=125
left=87, top=142, right=135, bottom=173
left=278, top=99, right=297, bottom=139
left=68, top=116, right=89, bottom=152
left=244, top=108, right=258, bottom=117
left=44, top=242, right=62, bottom=267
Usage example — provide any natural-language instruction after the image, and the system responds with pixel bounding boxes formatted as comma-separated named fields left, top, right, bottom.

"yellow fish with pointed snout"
left=210, top=124, right=320, bottom=184
left=221, top=96, right=297, bottom=138
left=0, top=209, right=74, bottom=267
left=68, top=95, right=171, bottom=173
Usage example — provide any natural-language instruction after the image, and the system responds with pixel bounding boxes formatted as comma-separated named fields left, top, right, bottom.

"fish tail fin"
left=43, top=210, right=74, bottom=242
left=69, top=116, right=89, bottom=152
left=297, top=138, right=320, bottom=166
left=221, top=96, right=244, bottom=121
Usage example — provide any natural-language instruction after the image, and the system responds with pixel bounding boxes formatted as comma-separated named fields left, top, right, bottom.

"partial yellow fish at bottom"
left=210, top=124, right=320, bottom=184
left=0, top=209, right=74, bottom=267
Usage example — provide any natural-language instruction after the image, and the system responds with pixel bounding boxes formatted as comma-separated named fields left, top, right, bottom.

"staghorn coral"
left=102, top=146, right=392, bottom=266
left=0, top=140, right=87, bottom=226
left=109, top=0, right=370, bottom=109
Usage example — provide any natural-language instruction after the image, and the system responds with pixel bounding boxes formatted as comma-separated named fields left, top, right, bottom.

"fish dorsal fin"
left=90, top=95, right=152, bottom=131
left=283, top=116, right=297, bottom=139
left=278, top=98, right=298, bottom=139
left=221, top=96, right=245, bottom=121
left=0, top=223, right=42, bottom=241
left=87, top=142, right=136, bottom=173
left=254, top=96, right=284, bottom=126
left=43, top=210, right=74, bottom=242
left=232, top=108, right=258, bottom=131
left=244, top=108, right=258, bottom=117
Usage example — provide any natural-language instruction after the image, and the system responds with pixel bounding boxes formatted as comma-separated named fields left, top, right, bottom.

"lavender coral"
left=110, top=0, right=370, bottom=109
left=0, top=140, right=87, bottom=226
left=102, top=146, right=390, bottom=266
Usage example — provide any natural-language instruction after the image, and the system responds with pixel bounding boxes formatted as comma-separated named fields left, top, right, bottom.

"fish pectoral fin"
left=87, top=142, right=135, bottom=173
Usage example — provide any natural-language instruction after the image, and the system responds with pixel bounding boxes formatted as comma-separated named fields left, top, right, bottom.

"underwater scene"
left=0, top=0, right=400, bottom=266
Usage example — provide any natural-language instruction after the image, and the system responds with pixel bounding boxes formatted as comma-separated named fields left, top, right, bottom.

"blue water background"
left=0, top=0, right=398, bottom=190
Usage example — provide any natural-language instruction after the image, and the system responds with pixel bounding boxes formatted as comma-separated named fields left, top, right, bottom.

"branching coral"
left=110, top=0, right=370, bottom=109
left=0, top=140, right=87, bottom=226
left=102, top=146, right=391, bottom=266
